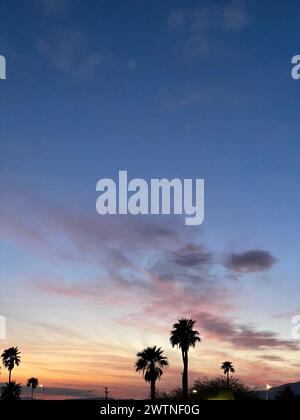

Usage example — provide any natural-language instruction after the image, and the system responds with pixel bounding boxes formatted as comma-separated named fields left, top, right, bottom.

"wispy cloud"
left=170, top=244, right=213, bottom=267
left=38, top=0, right=72, bottom=16
left=223, top=0, right=249, bottom=29
left=32, top=272, right=297, bottom=353
left=168, top=0, right=250, bottom=58
left=258, top=355, right=285, bottom=362
left=157, top=82, right=247, bottom=112
left=37, top=29, right=108, bottom=77
left=192, top=311, right=298, bottom=351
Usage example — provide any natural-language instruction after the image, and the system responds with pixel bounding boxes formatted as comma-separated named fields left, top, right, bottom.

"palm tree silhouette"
left=135, top=346, right=168, bottom=401
left=221, top=361, right=235, bottom=389
left=27, top=377, right=39, bottom=400
left=170, top=319, right=201, bottom=399
left=1, top=347, right=21, bottom=384
left=0, top=381, right=22, bottom=400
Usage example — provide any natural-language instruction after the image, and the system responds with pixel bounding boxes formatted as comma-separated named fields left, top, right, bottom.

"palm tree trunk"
left=182, top=350, right=188, bottom=400
left=31, top=386, right=34, bottom=400
left=227, top=372, right=229, bottom=389
left=150, top=379, right=156, bottom=401
left=8, top=369, right=11, bottom=384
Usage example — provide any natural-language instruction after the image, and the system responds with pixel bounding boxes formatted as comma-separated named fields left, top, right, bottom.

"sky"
left=0, top=0, right=300, bottom=399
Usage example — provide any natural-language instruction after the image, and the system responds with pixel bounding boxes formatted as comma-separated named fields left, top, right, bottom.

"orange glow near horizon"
left=1, top=315, right=299, bottom=399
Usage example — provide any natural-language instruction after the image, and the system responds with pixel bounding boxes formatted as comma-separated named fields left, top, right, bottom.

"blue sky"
left=0, top=0, right=300, bottom=398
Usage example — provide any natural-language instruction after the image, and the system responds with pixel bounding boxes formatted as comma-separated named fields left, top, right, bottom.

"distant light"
left=192, top=389, right=198, bottom=394
left=266, top=384, right=272, bottom=391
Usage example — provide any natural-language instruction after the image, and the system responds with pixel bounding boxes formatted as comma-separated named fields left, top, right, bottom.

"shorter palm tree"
left=1, top=347, right=21, bottom=383
left=27, top=377, right=39, bottom=400
left=1, top=382, right=22, bottom=400
left=221, top=361, right=235, bottom=389
left=135, top=346, right=168, bottom=401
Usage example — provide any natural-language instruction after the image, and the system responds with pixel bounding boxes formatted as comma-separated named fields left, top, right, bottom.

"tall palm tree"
left=27, top=377, right=39, bottom=400
left=1, top=347, right=21, bottom=383
left=221, top=361, right=235, bottom=389
left=170, top=319, right=201, bottom=399
left=1, top=381, right=22, bottom=400
left=135, top=346, right=168, bottom=401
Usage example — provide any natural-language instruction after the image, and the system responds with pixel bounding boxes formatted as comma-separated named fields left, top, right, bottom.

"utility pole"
left=104, top=387, right=109, bottom=400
